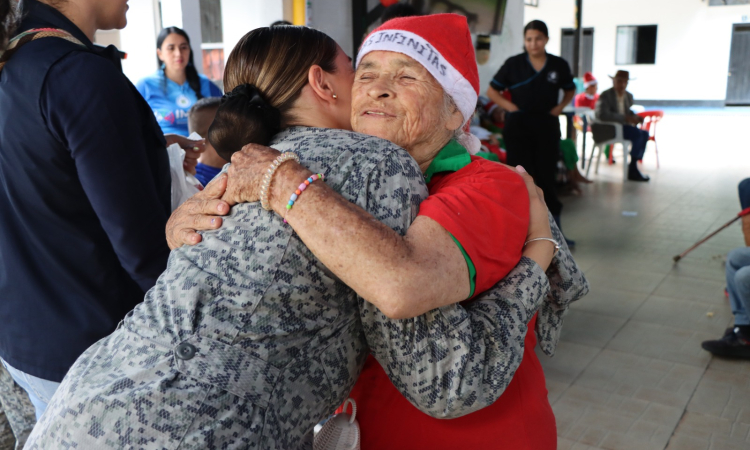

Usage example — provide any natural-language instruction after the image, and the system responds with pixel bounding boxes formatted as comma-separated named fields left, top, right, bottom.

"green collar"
left=423, top=140, right=472, bottom=183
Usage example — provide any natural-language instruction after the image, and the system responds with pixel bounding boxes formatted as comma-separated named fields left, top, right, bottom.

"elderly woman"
left=28, top=18, right=585, bottom=450
left=174, top=15, right=586, bottom=449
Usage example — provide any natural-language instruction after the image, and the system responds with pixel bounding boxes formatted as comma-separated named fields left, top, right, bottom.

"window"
left=199, top=0, right=224, bottom=83
left=709, top=0, right=750, bottom=5
left=615, top=25, right=657, bottom=65
left=561, top=28, right=594, bottom=75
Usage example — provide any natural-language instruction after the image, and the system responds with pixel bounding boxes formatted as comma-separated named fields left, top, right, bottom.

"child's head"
left=189, top=97, right=227, bottom=168
left=188, top=97, right=221, bottom=137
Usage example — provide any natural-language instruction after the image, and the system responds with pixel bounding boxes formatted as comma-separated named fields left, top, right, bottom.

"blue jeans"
left=0, top=359, right=60, bottom=420
left=622, top=125, right=649, bottom=163
left=727, top=247, right=750, bottom=326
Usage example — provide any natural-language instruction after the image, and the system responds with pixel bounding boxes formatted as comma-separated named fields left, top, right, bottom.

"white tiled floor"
left=545, top=108, right=750, bottom=450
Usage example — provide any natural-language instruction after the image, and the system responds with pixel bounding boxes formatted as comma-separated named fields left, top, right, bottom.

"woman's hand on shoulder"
left=221, top=143, right=282, bottom=206
left=165, top=174, right=230, bottom=249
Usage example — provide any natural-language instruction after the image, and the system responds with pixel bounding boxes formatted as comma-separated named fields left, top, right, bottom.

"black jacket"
left=0, top=0, right=171, bottom=381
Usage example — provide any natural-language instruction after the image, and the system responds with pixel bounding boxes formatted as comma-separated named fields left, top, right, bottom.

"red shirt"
left=574, top=92, right=598, bottom=109
left=346, top=156, right=556, bottom=450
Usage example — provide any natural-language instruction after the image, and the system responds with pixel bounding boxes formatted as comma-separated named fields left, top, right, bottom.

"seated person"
left=574, top=72, right=598, bottom=110
left=702, top=178, right=750, bottom=359
left=187, top=97, right=227, bottom=186
left=594, top=70, right=650, bottom=182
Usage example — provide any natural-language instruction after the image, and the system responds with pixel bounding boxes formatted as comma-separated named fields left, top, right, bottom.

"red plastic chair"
left=637, top=110, right=664, bottom=168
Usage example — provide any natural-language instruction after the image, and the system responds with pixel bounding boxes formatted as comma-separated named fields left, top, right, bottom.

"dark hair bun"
left=208, top=84, right=281, bottom=161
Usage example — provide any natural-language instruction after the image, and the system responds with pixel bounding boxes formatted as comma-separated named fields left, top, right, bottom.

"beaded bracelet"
left=260, top=152, right=300, bottom=211
left=283, top=173, right=325, bottom=223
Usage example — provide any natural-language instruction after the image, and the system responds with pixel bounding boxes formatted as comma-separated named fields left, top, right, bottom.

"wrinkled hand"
left=165, top=133, right=206, bottom=175
left=221, top=143, right=281, bottom=206
left=515, top=165, right=552, bottom=241
left=165, top=174, right=230, bottom=249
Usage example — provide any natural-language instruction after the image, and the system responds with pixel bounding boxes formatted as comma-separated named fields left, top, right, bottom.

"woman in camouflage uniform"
left=28, top=25, right=586, bottom=450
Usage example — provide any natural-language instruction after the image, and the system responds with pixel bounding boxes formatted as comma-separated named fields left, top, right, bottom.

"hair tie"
left=222, top=84, right=268, bottom=108
left=219, top=83, right=282, bottom=131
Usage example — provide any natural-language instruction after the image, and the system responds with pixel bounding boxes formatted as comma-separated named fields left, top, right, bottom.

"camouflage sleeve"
left=360, top=257, right=551, bottom=419
left=356, top=149, right=554, bottom=419
left=536, top=212, right=590, bottom=356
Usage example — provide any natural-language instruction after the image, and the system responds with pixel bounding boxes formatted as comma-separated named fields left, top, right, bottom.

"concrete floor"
left=546, top=107, right=750, bottom=450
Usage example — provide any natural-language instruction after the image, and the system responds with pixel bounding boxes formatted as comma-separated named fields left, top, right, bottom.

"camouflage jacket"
left=27, top=127, right=587, bottom=450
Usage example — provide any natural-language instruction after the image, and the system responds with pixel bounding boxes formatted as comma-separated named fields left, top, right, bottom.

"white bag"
left=167, top=132, right=204, bottom=211
left=314, top=399, right=360, bottom=450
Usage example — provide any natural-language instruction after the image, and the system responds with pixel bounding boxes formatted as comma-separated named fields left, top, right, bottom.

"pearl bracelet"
left=260, top=152, right=300, bottom=211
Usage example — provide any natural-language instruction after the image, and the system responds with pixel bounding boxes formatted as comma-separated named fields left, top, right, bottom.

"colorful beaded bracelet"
left=283, top=173, right=325, bottom=223
left=259, top=152, right=300, bottom=211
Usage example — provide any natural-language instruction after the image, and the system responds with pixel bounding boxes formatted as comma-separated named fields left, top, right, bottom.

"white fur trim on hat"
left=356, top=29, right=477, bottom=124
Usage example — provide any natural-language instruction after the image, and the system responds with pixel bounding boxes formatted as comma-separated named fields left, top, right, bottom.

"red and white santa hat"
left=356, top=13, right=479, bottom=125
left=583, top=72, right=597, bottom=87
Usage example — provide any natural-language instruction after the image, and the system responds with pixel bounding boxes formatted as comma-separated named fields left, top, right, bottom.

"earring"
left=332, top=94, right=338, bottom=99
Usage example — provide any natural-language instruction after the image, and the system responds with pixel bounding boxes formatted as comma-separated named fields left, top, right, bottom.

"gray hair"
left=442, top=91, right=468, bottom=141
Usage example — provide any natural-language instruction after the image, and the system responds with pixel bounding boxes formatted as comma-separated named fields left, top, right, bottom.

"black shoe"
left=628, top=166, right=650, bottom=182
left=701, top=327, right=750, bottom=359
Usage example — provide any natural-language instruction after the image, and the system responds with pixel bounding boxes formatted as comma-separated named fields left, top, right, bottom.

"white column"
left=220, top=0, right=284, bottom=61
left=120, top=0, right=160, bottom=83
left=160, top=0, right=183, bottom=28
left=180, top=0, right=204, bottom=74
left=308, top=0, right=353, bottom=56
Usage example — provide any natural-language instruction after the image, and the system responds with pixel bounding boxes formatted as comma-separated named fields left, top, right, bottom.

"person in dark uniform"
left=487, top=20, right=576, bottom=243
left=0, top=0, right=206, bottom=418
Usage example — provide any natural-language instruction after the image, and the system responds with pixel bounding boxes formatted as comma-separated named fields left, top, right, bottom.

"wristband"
left=283, top=173, right=325, bottom=223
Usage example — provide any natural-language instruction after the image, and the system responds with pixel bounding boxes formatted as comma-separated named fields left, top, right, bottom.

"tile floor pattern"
left=546, top=108, right=750, bottom=450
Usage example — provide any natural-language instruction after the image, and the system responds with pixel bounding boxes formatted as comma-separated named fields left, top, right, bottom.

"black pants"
left=504, top=111, right=563, bottom=217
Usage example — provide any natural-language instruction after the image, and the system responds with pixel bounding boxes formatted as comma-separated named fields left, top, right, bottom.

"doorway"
left=726, top=23, right=750, bottom=105
left=561, top=28, right=594, bottom=75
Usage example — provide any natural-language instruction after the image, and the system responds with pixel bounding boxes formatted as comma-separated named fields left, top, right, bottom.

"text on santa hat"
left=362, top=31, right=448, bottom=77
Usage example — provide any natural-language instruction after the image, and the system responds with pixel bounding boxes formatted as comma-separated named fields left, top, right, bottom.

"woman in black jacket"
left=0, top=0, right=208, bottom=418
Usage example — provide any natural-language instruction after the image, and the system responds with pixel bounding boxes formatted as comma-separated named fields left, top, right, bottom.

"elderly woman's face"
left=351, top=51, right=461, bottom=165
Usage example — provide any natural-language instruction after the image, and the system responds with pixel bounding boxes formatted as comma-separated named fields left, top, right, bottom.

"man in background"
left=595, top=70, right=650, bottom=182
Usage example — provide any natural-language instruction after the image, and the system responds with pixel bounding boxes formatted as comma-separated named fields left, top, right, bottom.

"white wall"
left=221, top=0, right=284, bottom=62
left=119, top=0, right=160, bottom=83
left=477, top=0, right=525, bottom=95
left=524, top=0, right=750, bottom=101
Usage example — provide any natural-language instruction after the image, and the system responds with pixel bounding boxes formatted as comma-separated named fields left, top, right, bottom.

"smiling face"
left=524, top=29, right=548, bottom=58
left=351, top=51, right=462, bottom=168
left=157, top=33, right=191, bottom=74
